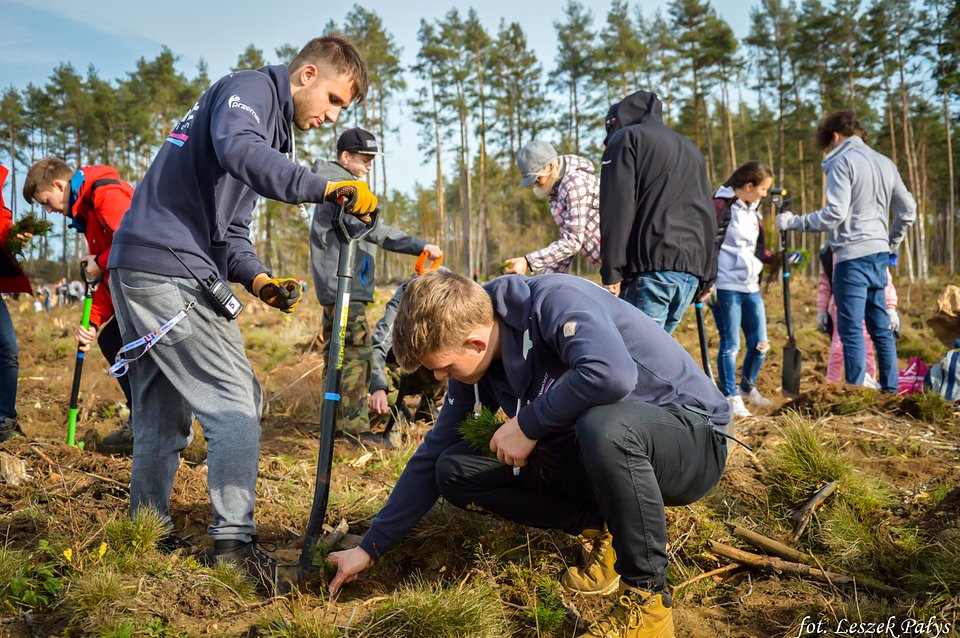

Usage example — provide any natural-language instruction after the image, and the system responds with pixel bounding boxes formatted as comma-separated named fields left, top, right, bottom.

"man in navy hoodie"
left=328, top=271, right=730, bottom=638
left=108, top=34, right=376, bottom=594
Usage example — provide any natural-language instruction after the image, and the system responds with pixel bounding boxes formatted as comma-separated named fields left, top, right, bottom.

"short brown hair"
left=290, top=34, right=369, bottom=103
left=722, top=160, right=774, bottom=189
left=815, top=111, right=867, bottom=151
left=392, top=271, right=494, bottom=372
left=23, top=157, right=74, bottom=203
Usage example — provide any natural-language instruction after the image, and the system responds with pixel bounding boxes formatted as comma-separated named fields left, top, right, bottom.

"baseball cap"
left=516, top=141, right=558, bottom=187
left=337, top=127, right=380, bottom=155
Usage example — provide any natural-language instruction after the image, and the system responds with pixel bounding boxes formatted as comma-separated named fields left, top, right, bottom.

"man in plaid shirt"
left=504, top=141, right=601, bottom=275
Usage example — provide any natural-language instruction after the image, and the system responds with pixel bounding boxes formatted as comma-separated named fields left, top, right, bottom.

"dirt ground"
left=1, top=275, right=959, bottom=637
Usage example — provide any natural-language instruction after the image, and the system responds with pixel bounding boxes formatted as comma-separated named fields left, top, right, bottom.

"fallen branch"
left=673, top=563, right=742, bottom=592
left=792, top=480, right=838, bottom=541
left=732, top=526, right=814, bottom=565
left=708, top=541, right=905, bottom=598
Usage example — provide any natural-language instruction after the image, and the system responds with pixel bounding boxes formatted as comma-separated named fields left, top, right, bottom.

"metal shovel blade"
left=782, top=338, right=802, bottom=398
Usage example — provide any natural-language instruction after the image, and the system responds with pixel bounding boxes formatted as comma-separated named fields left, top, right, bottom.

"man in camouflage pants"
left=366, top=277, right=447, bottom=446
left=310, top=127, right=441, bottom=439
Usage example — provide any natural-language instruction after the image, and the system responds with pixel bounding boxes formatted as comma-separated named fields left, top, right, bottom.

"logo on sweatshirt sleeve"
left=228, top=94, right=261, bottom=124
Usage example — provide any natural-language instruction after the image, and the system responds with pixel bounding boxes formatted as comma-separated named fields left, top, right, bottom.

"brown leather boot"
left=561, top=527, right=620, bottom=595
left=577, top=582, right=674, bottom=638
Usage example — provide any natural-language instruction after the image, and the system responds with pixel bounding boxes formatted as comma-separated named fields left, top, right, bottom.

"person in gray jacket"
left=310, top=127, right=441, bottom=439
left=776, top=110, right=916, bottom=392
left=365, top=275, right=447, bottom=447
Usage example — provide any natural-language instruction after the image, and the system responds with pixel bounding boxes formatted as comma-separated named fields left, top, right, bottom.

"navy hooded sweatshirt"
left=599, top=91, right=717, bottom=288
left=359, top=273, right=729, bottom=559
left=109, top=65, right=329, bottom=287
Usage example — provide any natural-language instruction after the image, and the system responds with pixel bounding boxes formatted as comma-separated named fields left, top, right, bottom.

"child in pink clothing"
left=817, top=245, right=899, bottom=385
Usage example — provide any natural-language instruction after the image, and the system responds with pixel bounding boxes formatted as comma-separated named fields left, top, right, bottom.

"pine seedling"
left=458, top=407, right=504, bottom=457
left=6, top=214, right=53, bottom=255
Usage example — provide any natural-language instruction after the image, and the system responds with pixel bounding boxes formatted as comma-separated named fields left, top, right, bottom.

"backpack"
left=925, top=340, right=960, bottom=402
left=898, top=356, right=928, bottom=395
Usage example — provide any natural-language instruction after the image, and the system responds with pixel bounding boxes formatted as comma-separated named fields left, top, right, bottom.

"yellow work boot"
left=561, top=527, right=620, bottom=595
left=577, top=582, right=674, bottom=638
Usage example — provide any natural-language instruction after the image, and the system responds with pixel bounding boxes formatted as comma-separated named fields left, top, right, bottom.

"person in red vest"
left=0, top=164, right=34, bottom=442
left=23, top=157, right=135, bottom=452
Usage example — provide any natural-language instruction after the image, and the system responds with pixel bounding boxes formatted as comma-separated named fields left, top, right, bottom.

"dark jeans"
left=833, top=253, right=898, bottom=392
left=436, top=401, right=728, bottom=590
left=0, top=298, right=18, bottom=419
left=97, top=317, right=133, bottom=407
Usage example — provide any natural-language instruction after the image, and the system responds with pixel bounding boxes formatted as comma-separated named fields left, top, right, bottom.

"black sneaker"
left=334, top=430, right=362, bottom=447
left=157, top=533, right=192, bottom=554
left=0, top=417, right=23, bottom=443
left=100, top=420, right=134, bottom=454
left=205, top=536, right=288, bottom=596
left=359, top=430, right=394, bottom=450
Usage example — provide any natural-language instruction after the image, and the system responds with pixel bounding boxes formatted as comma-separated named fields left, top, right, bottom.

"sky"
left=0, top=0, right=754, bottom=211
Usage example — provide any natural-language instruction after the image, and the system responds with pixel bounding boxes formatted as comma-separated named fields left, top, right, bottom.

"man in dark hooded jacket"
left=599, top=91, right=717, bottom=335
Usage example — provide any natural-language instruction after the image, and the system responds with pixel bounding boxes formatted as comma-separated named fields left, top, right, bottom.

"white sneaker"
left=862, top=373, right=881, bottom=390
left=727, top=395, right=752, bottom=418
left=739, top=387, right=773, bottom=408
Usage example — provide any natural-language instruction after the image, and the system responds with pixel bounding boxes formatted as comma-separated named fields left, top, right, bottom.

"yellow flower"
left=97, top=542, right=107, bottom=560
left=63, top=548, right=73, bottom=563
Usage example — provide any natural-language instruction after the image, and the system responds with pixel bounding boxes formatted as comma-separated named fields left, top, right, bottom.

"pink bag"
left=898, top=356, right=928, bottom=394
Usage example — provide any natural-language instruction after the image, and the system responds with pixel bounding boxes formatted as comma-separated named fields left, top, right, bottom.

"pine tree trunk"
left=572, top=76, right=580, bottom=155
left=885, top=73, right=898, bottom=166
left=703, top=100, right=716, bottom=185
left=431, top=78, right=445, bottom=247
left=897, top=33, right=917, bottom=197
left=8, top=124, right=16, bottom=217
left=723, top=76, right=737, bottom=171
left=457, top=79, right=473, bottom=276
left=477, top=59, right=489, bottom=278
left=944, top=88, right=956, bottom=275
left=737, top=74, right=749, bottom=159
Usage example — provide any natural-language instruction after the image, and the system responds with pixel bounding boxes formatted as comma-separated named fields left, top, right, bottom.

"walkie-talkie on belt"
left=168, top=248, right=243, bottom=320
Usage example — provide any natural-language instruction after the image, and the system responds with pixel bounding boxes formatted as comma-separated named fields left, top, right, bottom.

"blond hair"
left=392, top=270, right=494, bottom=372
left=23, top=157, right=74, bottom=203
left=290, top=34, right=369, bottom=103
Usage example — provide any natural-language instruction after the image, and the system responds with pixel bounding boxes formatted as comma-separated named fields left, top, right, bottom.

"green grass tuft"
left=258, top=594, right=340, bottom=638
left=203, top=561, right=258, bottom=601
left=763, top=414, right=892, bottom=518
left=898, top=391, right=957, bottom=424
left=352, top=577, right=507, bottom=637
left=97, top=618, right=136, bottom=638
left=60, top=567, right=133, bottom=627
left=105, top=508, right=170, bottom=557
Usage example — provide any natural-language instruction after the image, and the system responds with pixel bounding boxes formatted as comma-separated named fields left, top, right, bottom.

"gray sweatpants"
left=111, top=268, right=261, bottom=542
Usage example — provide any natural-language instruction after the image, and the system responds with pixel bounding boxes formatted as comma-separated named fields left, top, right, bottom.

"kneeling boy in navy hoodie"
left=329, top=271, right=730, bottom=638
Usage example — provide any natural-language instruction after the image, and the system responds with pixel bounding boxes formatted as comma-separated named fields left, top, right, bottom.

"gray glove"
left=817, top=310, right=830, bottom=334
left=887, top=308, right=901, bottom=337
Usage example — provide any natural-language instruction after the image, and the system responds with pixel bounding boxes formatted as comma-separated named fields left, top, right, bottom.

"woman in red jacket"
left=23, top=157, right=134, bottom=451
left=0, top=164, right=34, bottom=441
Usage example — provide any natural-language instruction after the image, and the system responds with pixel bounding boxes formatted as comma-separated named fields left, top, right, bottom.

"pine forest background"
left=1, top=0, right=959, bottom=286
